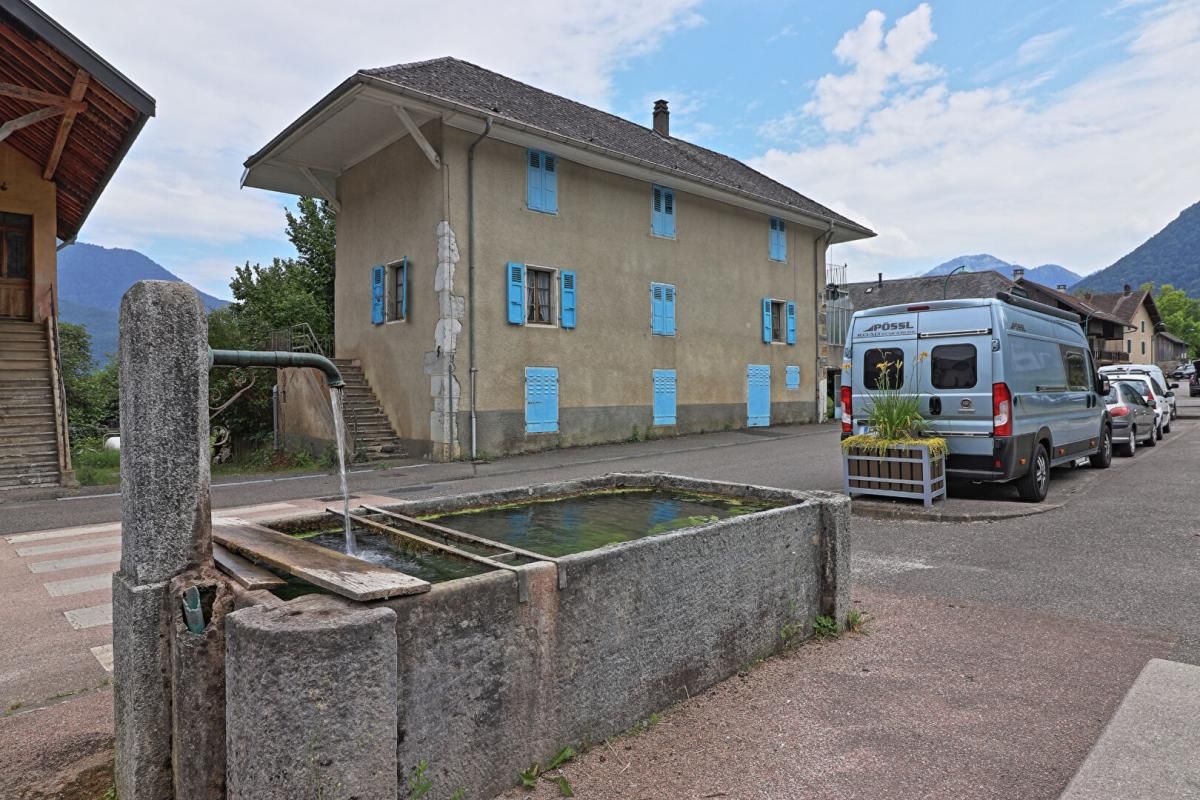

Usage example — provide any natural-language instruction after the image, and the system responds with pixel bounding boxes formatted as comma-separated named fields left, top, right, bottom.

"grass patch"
left=840, top=434, right=948, bottom=458
left=812, top=615, right=839, bottom=639
left=846, top=608, right=869, bottom=634
left=72, top=447, right=121, bottom=487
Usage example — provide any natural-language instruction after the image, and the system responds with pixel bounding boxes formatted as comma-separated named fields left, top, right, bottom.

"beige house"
left=244, top=58, right=873, bottom=460
left=1084, top=285, right=1164, bottom=364
left=0, top=0, right=154, bottom=489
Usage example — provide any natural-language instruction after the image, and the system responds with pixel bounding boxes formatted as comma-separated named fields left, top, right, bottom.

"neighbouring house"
left=1155, top=330, right=1188, bottom=365
left=1082, top=284, right=1166, bottom=364
left=819, top=261, right=853, bottom=418
left=842, top=269, right=1131, bottom=367
left=0, top=0, right=154, bottom=490
left=243, top=57, right=874, bottom=461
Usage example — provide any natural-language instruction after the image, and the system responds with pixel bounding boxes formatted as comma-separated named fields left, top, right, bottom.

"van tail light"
left=1110, top=406, right=1129, bottom=417
left=992, top=382, right=1012, bottom=437
left=840, top=385, right=852, bottom=433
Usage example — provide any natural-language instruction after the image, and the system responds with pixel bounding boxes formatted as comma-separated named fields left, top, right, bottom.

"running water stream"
left=329, top=387, right=356, bottom=555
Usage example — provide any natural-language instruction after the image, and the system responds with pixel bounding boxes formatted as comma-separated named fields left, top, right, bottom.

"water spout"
left=208, top=347, right=355, bottom=555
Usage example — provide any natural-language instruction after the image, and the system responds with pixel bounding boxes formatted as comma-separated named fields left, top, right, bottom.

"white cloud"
left=804, top=3, right=941, bottom=133
left=753, top=0, right=1200, bottom=282
left=1016, top=27, right=1073, bottom=65
left=33, top=0, right=703, bottom=284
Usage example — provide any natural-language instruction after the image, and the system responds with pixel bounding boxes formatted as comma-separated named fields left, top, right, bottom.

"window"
left=651, top=282, right=676, bottom=335
left=389, top=258, right=408, bottom=322
left=651, top=185, right=675, bottom=238
left=526, top=266, right=554, bottom=325
left=769, top=217, right=786, bottom=261
left=1127, top=339, right=1132, bottom=353
left=1063, top=350, right=1089, bottom=391
left=863, top=347, right=905, bottom=390
left=931, top=344, right=978, bottom=389
left=0, top=213, right=31, bottom=281
left=1011, top=336, right=1067, bottom=391
left=1141, top=320, right=1145, bottom=333
left=761, top=299, right=796, bottom=344
left=1141, top=340, right=1146, bottom=355
left=527, top=150, right=558, bottom=213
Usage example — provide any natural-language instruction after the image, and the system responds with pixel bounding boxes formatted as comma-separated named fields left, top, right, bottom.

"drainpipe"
left=815, top=222, right=835, bottom=421
left=467, top=117, right=493, bottom=461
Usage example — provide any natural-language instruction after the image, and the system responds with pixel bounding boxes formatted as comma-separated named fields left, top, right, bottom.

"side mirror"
left=1096, top=375, right=1110, bottom=394
left=1170, top=382, right=1179, bottom=389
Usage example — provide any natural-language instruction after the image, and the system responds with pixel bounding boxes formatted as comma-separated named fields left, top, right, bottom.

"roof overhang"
left=0, top=0, right=155, bottom=241
left=243, top=74, right=874, bottom=244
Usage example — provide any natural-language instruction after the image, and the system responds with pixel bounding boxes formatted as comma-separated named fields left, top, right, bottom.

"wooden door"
left=0, top=212, right=33, bottom=320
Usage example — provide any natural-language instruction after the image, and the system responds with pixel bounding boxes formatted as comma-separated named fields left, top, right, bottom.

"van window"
left=1011, top=336, right=1067, bottom=391
left=931, top=344, right=977, bottom=389
left=864, top=348, right=905, bottom=390
left=1063, top=350, right=1089, bottom=391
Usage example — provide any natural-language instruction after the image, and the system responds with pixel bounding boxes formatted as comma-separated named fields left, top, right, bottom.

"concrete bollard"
left=225, top=597, right=399, bottom=800
left=113, top=280, right=213, bottom=800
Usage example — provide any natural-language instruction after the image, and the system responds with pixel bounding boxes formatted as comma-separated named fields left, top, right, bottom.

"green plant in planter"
left=840, top=354, right=947, bottom=457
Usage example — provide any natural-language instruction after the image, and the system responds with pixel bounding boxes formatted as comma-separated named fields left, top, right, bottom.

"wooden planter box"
left=842, top=443, right=947, bottom=508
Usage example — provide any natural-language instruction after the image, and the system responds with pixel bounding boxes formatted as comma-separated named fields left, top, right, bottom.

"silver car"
left=1105, top=380, right=1157, bottom=456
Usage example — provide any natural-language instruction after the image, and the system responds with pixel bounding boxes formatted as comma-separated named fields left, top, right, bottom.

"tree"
left=1154, top=284, right=1200, bottom=356
left=59, top=322, right=119, bottom=441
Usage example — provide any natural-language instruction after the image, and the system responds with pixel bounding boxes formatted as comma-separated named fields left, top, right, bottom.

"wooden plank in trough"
left=213, top=542, right=286, bottom=590
left=212, top=517, right=430, bottom=601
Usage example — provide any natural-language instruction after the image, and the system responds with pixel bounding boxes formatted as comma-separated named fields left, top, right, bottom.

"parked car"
left=1170, top=363, right=1195, bottom=380
left=1103, top=372, right=1169, bottom=438
left=842, top=291, right=1111, bottom=503
left=1105, top=381, right=1157, bottom=456
left=1103, top=364, right=1175, bottom=418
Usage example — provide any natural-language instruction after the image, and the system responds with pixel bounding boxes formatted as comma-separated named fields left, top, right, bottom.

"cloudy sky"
left=35, top=0, right=1200, bottom=295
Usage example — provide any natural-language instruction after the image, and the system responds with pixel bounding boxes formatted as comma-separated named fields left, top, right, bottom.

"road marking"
left=91, top=644, right=113, bottom=672
left=29, top=550, right=121, bottom=573
left=64, top=603, right=113, bottom=630
left=44, top=573, right=112, bottom=597
left=6, top=522, right=121, bottom=545
left=58, top=491, right=121, bottom=501
left=16, top=535, right=122, bottom=557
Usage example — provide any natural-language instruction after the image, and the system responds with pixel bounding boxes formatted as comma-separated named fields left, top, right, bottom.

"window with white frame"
left=526, top=266, right=555, bottom=325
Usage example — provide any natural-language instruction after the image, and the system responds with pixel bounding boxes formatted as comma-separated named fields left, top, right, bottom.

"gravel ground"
left=498, top=588, right=1171, bottom=800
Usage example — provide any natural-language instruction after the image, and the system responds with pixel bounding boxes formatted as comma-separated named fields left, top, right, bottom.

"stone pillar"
left=113, top=280, right=212, bottom=800
left=225, top=596, right=398, bottom=800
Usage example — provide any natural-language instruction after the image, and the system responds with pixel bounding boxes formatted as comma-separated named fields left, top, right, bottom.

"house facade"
left=245, top=58, right=873, bottom=460
left=0, top=0, right=154, bottom=489
left=1083, top=286, right=1164, bottom=364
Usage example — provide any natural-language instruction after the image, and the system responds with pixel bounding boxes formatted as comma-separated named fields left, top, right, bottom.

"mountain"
left=922, top=254, right=1083, bottom=288
left=57, top=243, right=230, bottom=365
left=1074, top=201, right=1200, bottom=295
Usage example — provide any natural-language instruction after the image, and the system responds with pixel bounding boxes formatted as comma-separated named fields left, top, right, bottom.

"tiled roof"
left=1082, top=290, right=1161, bottom=327
left=844, top=271, right=1013, bottom=310
left=1014, top=279, right=1126, bottom=327
left=360, top=58, right=871, bottom=234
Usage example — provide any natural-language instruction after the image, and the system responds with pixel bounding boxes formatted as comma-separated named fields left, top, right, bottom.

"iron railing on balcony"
left=265, top=323, right=332, bottom=357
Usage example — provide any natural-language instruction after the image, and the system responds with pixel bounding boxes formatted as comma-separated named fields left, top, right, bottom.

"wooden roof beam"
left=0, top=79, right=73, bottom=106
left=393, top=104, right=441, bottom=169
left=0, top=103, right=70, bottom=142
left=43, top=69, right=89, bottom=180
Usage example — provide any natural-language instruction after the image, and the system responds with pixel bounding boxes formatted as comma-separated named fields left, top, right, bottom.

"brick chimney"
left=1123, top=283, right=1132, bottom=295
left=653, top=99, right=669, bottom=137
left=877, top=272, right=883, bottom=288
left=1057, top=284, right=1068, bottom=291
left=1012, top=267, right=1025, bottom=280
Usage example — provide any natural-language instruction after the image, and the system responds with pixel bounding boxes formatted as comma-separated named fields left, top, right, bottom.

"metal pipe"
left=467, top=116, right=493, bottom=460
left=208, top=348, right=344, bottom=388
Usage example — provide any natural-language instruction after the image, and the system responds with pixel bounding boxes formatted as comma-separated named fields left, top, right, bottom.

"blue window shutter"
left=747, top=364, right=771, bottom=427
left=525, top=367, right=559, bottom=433
left=400, top=257, right=408, bottom=320
left=527, top=150, right=543, bottom=211
left=663, top=189, right=675, bottom=237
left=651, top=283, right=664, bottom=334
left=769, top=218, right=787, bottom=261
left=651, top=186, right=663, bottom=236
left=653, top=369, right=677, bottom=425
left=786, top=365, right=800, bottom=389
left=560, top=270, right=576, bottom=329
left=371, top=265, right=385, bottom=325
left=543, top=154, right=557, bottom=213
left=507, top=262, right=525, bottom=325
left=761, top=298, right=772, bottom=343
left=786, top=301, right=796, bottom=344
left=664, top=284, right=676, bottom=335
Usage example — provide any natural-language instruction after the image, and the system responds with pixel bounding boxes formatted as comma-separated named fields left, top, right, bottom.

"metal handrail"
left=43, top=285, right=72, bottom=476
left=264, top=322, right=331, bottom=357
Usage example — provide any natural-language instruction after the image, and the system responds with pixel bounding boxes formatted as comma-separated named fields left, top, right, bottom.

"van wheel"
left=1017, top=443, right=1050, bottom=502
left=1089, top=427, right=1112, bottom=469
left=1119, top=428, right=1136, bottom=457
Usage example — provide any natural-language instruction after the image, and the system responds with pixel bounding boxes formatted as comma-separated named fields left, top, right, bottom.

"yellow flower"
left=876, top=362, right=887, bottom=370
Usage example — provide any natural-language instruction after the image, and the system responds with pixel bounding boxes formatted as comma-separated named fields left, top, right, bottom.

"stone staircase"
left=331, top=358, right=405, bottom=461
left=0, top=321, right=63, bottom=489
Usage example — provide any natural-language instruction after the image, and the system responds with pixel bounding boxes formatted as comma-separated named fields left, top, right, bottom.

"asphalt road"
left=3, top=401, right=1199, bottom=798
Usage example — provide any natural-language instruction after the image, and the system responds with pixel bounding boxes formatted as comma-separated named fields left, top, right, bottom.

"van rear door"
left=916, top=306, right=994, bottom=443
left=848, top=311, right=920, bottom=434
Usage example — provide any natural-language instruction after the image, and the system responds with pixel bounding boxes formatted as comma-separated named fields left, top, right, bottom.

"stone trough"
left=112, top=281, right=851, bottom=800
